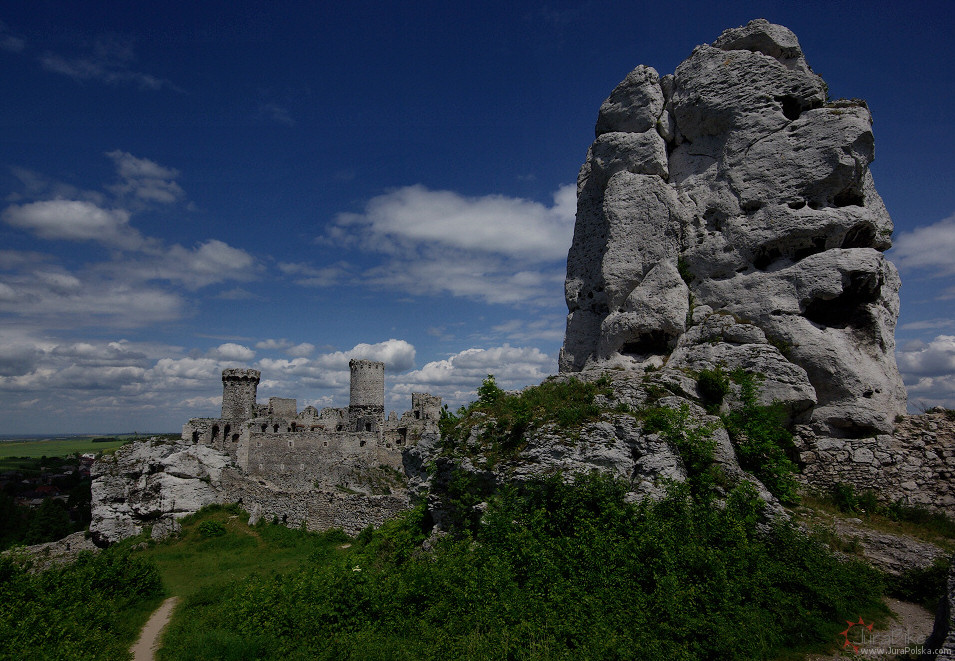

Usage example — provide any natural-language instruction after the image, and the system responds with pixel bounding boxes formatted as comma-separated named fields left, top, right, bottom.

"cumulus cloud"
left=209, top=343, right=255, bottom=362
left=2, top=199, right=142, bottom=248
left=312, top=339, right=417, bottom=372
left=129, top=240, right=259, bottom=289
left=313, top=184, right=576, bottom=305
left=897, top=335, right=955, bottom=410
left=897, top=335, right=955, bottom=377
left=106, top=150, right=185, bottom=204
left=394, top=344, right=556, bottom=408
left=334, top=184, right=575, bottom=260
left=0, top=262, right=184, bottom=328
left=892, top=214, right=955, bottom=275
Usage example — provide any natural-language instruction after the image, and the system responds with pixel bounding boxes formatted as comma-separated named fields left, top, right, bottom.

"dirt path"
left=805, top=597, right=935, bottom=660
left=131, top=596, right=179, bottom=661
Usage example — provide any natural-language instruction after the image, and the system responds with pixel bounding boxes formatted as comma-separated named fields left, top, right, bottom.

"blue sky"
left=1, top=1, right=954, bottom=434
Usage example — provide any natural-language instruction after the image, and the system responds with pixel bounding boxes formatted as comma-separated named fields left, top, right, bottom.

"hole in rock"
left=792, top=237, right=827, bottom=262
left=776, top=95, right=803, bottom=121
left=753, top=246, right=782, bottom=271
left=741, top=200, right=762, bottom=215
left=833, top=187, right=864, bottom=207
left=788, top=199, right=807, bottom=210
left=620, top=331, right=673, bottom=359
left=803, top=271, right=882, bottom=329
left=841, top=223, right=876, bottom=249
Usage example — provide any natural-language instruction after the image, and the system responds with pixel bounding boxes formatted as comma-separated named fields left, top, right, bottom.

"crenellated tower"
left=221, top=368, right=260, bottom=420
left=348, top=359, right=384, bottom=432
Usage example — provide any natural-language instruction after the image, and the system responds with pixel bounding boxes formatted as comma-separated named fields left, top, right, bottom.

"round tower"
left=349, top=359, right=384, bottom=431
left=221, top=368, right=260, bottom=420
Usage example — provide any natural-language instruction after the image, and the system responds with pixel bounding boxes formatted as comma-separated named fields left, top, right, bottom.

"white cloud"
left=106, top=150, right=184, bottom=204
left=334, top=184, right=575, bottom=260
left=897, top=334, right=955, bottom=410
left=394, top=344, right=556, bottom=408
left=39, top=36, right=177, bottom=91
left=286, top=343, right=315, bottom=358
left=892, top=214, right=955, bottom=275
left=897, top=335, right=955, bottom=377
left=315, top=184, right=576, bottom=305
left=313, top=339, right=417, bottom=372
left=2, top=199, right=142, bottom=248
left=278, top=261, right=350, bottom=288
left=125, top=240, right=259, bottom=289
left=0, top=262, right=184, bottom=328
left=209, top=343, right=255, bottom=361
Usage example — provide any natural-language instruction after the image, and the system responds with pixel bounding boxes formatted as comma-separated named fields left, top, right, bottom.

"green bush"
left=697, top=366, right=730, bottom=410
left=723, top=370, right=799, bottom=504
left=198, top=520, right=227, bottom=537
left=441, top=375, right=613, bottom=466
left=0, top=549, right=164, bottom=659
left=157, top=474, right=885, bottom=660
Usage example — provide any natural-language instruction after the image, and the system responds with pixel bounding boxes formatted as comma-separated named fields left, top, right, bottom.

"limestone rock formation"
left=90, top=439, right=229, bottom=546
left=560, top=18, right=906, bottom=439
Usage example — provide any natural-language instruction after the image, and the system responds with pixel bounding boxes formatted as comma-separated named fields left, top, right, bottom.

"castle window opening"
left=191, top=430, right=199, bottom=443
left=323, top=441, right=328, bottom=447
left=365, top=422, right=372, bottom=432
left=211, top=425, right=219, bottom=440
left=273, top=424, right=279, bottom=433
left=232, top=434, right=239, bottom=442
left=360, top=440, right=366, bottom=447
left=261, top=424, right=267, bottom=432
left=224, top=424, right=231, bottom=437
left=288, top=440, right=293, bottom=448
left=414, top=410, right=420, bottom=420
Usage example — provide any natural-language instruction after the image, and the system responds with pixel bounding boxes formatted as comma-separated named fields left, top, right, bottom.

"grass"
left=128, top=504, right=348, bottom=598
left=797, top=494, right=955, bottom=551
left=0, top=435, right=140, bottom=459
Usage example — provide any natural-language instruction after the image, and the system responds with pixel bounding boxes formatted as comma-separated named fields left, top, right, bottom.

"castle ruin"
left=182, top=359, right=441, bottom=493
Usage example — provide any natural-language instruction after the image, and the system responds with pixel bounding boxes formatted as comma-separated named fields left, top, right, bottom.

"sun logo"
left=840, top=616, right=873, bottom=653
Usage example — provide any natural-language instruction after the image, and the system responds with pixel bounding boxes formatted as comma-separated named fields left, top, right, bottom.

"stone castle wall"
left=797, top=411, right=955, bottom=513
left=220, top=468, right=411, bottom=535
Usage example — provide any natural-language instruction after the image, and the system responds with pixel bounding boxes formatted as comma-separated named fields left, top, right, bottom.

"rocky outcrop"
left=90, top=439, right=230, bottom=546
left=560, top=19, right=906, bottom=440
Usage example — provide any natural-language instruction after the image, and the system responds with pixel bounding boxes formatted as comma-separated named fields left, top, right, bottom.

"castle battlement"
left=182, top=361, right=440, bottom=491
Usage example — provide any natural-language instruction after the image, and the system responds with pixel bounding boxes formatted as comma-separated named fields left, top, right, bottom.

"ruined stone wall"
left=797, top=411, right=955, bottom=514
left=220, top=468, right=411, bottom=535
left=245, top=429, right=402, bottom=491
left=268, top=397, right=297, bottom=417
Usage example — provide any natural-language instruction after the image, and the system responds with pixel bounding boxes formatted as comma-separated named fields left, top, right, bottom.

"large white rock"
left=560, top=19, right=906, bottom=438
left=90, top=439, right=231, bottom=546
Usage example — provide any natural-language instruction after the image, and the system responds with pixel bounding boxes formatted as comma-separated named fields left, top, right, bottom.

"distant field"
left=0, top=435, right=157, bottom=459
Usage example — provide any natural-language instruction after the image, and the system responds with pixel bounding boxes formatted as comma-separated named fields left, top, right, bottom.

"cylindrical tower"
left=221, top=368, right=260, bottom=420
left=349, top=359, right=384, bottom=432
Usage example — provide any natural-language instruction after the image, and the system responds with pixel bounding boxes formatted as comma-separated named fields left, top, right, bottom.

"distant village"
left=0, top=453, right=96, bottom=507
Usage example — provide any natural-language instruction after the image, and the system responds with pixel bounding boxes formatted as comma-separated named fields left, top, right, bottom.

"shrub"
left=198, top=520, right=227, bottom=537
left=697, top=366, right=730, bottom=409
left=161, top=474, right=885, bottom=660
left=723, top=370, right=799, bottom=504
